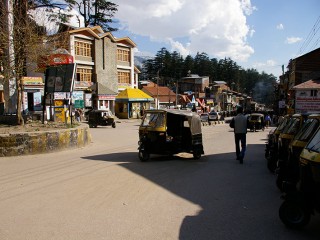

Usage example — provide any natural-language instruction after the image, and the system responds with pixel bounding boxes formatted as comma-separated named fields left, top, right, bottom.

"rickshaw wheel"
left=112, top=122, right=116, bottom=128
left=279, top=200, right=310, bottom=229
left=139, top=150, right=150, bottom=162
left=276, top=174, right=284, bottom=191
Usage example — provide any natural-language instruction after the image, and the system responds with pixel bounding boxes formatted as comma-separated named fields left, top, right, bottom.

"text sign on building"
left=295, top=97, right=320, bottom=113
left=45, top=64, right=76, bottom=93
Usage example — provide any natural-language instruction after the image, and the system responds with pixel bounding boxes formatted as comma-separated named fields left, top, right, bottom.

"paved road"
left=0, top=120, right=319, bottom=240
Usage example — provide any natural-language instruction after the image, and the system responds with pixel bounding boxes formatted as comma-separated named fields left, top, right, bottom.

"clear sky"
left=112, top=0, right=320, bottom=78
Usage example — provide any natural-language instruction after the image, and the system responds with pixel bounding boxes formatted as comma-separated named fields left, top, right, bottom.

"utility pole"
left=175, top=79, right=178, bottom=108
left=156, top=70, right=159, bottom=109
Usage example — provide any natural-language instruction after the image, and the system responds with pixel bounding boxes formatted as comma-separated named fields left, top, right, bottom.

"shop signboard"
left=85, top=94, right=92, bottom=107
left=74, top=100, right=84, bottom=108
left=54, top=100, right=66, bottom=123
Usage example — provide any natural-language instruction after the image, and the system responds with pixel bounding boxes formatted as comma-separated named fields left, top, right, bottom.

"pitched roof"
left=116, top=88, right=153, bottom=100
left=142, top=86, right=176, bottom=97
left=293, top=78, right=320, bottom=89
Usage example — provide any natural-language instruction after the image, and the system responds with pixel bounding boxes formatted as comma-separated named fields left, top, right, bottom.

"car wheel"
left=112, top=122, right=116, bottom=128
left=139, top=150, right=150, bottom=162
left=279, top=200, right=310, bottom=229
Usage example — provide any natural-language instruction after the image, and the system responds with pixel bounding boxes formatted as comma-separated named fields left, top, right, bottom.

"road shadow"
left=82, top=143, right=320, bottom=240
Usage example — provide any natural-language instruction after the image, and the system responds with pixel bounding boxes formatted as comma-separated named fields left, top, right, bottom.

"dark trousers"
left=234, top=133, right=246, bottom=159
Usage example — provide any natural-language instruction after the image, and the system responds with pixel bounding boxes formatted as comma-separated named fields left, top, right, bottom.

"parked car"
left=200, top=113, right=210, bottom=125
left=208, top=111, right=220, bottom=121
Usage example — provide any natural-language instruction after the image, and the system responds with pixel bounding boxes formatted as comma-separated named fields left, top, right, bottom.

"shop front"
left=115, top=88, right=153, bottom=119
left=22, top=77, right=44, bottom=116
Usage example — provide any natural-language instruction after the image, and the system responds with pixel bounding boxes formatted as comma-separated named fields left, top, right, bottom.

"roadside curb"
left=0, top=124, right=91, bottom=157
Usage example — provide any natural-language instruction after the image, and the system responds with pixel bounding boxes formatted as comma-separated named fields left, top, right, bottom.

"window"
left=311, top=90, right=318, bottom=97
left=75, top=41, right=92, bottom=57
left=118, top=71, right=130, bottom=84
left=77, top=68, right=92, bottom=82
left=117, top=49, right=130, bottom=62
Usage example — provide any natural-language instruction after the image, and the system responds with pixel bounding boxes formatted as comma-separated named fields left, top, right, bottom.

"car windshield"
left=141, top=112, right=165, bottom=128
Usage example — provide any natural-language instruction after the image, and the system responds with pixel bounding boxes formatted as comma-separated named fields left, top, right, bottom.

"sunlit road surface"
left=0, top=120, right=319, bottom=240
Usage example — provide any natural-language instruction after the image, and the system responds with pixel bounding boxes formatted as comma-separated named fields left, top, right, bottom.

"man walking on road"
left=229, top=106, right=248, bottom=164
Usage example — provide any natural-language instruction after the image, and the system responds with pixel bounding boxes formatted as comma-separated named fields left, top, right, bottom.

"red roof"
left=142, top=86, right=176, bottom=96
left=142, top=86, right=177, bottom=103
left=293, top=78, right=320, bottom=89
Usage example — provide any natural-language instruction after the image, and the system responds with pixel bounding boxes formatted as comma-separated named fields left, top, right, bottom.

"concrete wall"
left=0, top=125, right=91, bottom=157
left=95, top=37, right=118, bottom=93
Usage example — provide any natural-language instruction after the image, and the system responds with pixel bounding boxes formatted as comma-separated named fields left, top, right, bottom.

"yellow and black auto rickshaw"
left=247, top=113, right=265, bottom=132
left=279, top=126, right=320, bottom=228
left=265, top=115, right=292, bottom=172
left=88, top=110, right=116, bottom=128
left=138, top=109, right=204, bottom=161
left=277, top=114, right=320, bottom=191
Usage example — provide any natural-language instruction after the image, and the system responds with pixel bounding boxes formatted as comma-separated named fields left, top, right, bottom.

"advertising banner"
left=45, top=64, right=76, bottom=93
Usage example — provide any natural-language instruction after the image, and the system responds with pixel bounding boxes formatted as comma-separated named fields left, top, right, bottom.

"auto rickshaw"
left=276, top=113, right=309, bottom=173
left=265, top=114, right=292, bottom=172
left=277, top=114, right=320, bottom=191
left=279, top=126, right=320, bottom=228
left=247, top=113, right=265, bottom=132
left=138, top=109, right=204, bottom=161
left=88, top=110, right=116, bottom=128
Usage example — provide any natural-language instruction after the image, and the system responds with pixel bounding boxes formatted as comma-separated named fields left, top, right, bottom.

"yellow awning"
left=116, top=88, right=153, bottom=102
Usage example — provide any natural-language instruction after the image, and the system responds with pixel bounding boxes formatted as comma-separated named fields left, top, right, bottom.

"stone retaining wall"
left=0, top=126, right=91, bottom=157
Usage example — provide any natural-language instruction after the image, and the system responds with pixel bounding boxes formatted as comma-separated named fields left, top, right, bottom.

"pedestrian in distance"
left=265, top=114, right=271, bottom=128
left=229, top=106, right=248, bottom=164
left=75, top=109, right=81, bottom=122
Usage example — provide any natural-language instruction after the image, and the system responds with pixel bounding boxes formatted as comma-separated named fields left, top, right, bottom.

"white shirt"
left=233, top=113, right=248, bottom=134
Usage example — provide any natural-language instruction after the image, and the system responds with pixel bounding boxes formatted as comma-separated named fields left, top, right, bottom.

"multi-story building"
left=65, top=25, right=137, bottom=113
left=278, top=47, right=320, bottom=114
left=24, top=25, right=140, bottom=119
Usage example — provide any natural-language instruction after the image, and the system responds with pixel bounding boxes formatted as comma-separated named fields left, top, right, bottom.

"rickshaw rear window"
left=250, top=116, right=260, bottom=121
left=305, top=129, right=320, bottom=153
left=142, top=113, right=165, bottom=128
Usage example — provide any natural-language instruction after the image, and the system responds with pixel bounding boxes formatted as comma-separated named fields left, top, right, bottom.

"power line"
left=297, top=15, right=320, bottom=56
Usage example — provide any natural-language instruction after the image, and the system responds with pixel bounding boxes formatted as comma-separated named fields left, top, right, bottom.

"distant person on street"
left=229, top=106, right=248, bottom=164
left=75, top=109, right=81, bottom=122
left=265, top=114, right=271, bottom=128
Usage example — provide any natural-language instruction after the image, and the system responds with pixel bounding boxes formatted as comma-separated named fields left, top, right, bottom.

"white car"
left=208, top=111, right=220, bottom=121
